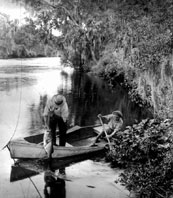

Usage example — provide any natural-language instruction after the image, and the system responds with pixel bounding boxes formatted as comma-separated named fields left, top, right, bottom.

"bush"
left=107, top=119, right=173, bottom=198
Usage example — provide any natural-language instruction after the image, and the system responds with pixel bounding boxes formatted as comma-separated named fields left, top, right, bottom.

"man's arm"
left=101, top=114, right=113, bottom=122
left=43, top=99, right=52, bottom=131
left=107, top=129, right=117, bottom=138
left=61, top=101, right=69, bottom=122
left=43, top=115, right=50, bottom=131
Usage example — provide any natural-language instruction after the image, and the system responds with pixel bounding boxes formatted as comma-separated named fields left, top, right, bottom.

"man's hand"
left=107, top=135, right=112, bottom=139
left=69, top=123, right=74, bottom=127
left=43, top=125, right=51, bottom=132
left=97, top=114, right=102, bottom=118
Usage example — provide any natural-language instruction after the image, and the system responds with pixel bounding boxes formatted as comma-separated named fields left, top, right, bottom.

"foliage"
left=107, top=118, right=173, bottom=197
left=0, top=14, right=16, bottom=58
left=12, top=0, right=123, bottom=69
left=2, top=1, right=173, bottom=196
left=0, top=14, right=58, bottom=58
left=4, top=0, right=173, bottom=117
left=50, top=0, right=112, bottom=70
left=91, top=0, right=173, bottom=118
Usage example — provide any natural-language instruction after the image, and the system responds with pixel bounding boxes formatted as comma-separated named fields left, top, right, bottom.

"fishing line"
left=1, top=9, right=49, bottom=151
left=15, top=163, right=42, bottom=198
left=27, top=174, right=42, bottom=198
left=2, top=3, right=43, bottom=198
left=18, top=6, right=43, bottom=198
left=9, top=154, right=42, bottom=198
left=6, top=60, right=23, bottom=142
left=0, top=10, right=23, bottom=151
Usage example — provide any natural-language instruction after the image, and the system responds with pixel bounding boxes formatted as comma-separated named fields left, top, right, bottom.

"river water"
left=0, top=57, right=150, bottom=198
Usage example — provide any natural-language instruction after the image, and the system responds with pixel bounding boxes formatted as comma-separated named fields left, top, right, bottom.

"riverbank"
left=106, top=118, right=173, bottom=198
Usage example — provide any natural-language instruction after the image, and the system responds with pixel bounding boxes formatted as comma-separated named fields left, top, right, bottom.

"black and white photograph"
left=0, top=0, right=173, bottom=198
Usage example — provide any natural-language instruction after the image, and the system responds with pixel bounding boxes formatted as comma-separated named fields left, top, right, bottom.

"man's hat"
left=53, top=94, right=64, bottom=105
left=112, top=110, right=123, bottom=118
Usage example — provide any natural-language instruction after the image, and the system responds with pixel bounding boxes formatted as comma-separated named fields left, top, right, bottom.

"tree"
left=10, top=0, right=173, bottom=118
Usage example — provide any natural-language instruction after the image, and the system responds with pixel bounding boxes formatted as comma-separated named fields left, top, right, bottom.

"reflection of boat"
left=10, top=152, right=104, bottom=182
left=7, top=125, right=106, bottom=160
left=10, top=165, right=39, bottom=182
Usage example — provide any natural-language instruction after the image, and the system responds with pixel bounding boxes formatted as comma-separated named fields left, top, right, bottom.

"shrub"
left=107, top=119, right=173, bottom=198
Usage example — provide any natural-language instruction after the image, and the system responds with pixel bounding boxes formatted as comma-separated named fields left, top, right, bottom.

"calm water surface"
left=0, top=57, right=150, bottom=198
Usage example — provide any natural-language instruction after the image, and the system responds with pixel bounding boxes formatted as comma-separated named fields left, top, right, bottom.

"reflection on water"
left=9, top=156, right=129, bottom=198
left=44, top=169, right=66, bottom=198
left=0, top=57, right=151, bottom=198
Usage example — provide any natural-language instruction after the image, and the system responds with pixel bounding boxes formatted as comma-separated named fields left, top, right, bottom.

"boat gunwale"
left=7, top=125, right=106, bottom=159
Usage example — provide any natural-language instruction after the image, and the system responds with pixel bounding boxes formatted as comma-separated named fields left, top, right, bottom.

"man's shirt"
left=43, top=95, right=69, bottom=122
left=104, top=114, right=123, bottom=133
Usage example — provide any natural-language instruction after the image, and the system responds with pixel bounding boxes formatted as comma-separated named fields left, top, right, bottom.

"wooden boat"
left=7, top=125, right=107, bottom=160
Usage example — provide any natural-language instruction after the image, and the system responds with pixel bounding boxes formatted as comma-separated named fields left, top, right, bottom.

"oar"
left=98, top=115, right=112, bottom=150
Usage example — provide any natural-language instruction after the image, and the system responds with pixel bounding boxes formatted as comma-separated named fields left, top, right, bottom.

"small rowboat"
left=7, top=125, right=107, bottom=160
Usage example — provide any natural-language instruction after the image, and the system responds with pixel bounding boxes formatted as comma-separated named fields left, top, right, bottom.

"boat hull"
left=7, top=126, right=106, bottom=159
left=8, top=141, right=105, bottom=159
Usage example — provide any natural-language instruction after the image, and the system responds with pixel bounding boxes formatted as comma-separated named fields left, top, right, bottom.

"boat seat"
left=93, top=126, right=103, bottom=134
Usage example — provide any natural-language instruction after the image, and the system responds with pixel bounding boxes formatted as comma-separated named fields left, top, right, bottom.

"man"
left=43, top=94, right=69, bottom=158
left=44, top=169, right=66, bottom=198
left=93, top=110, right=123, bottom=144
